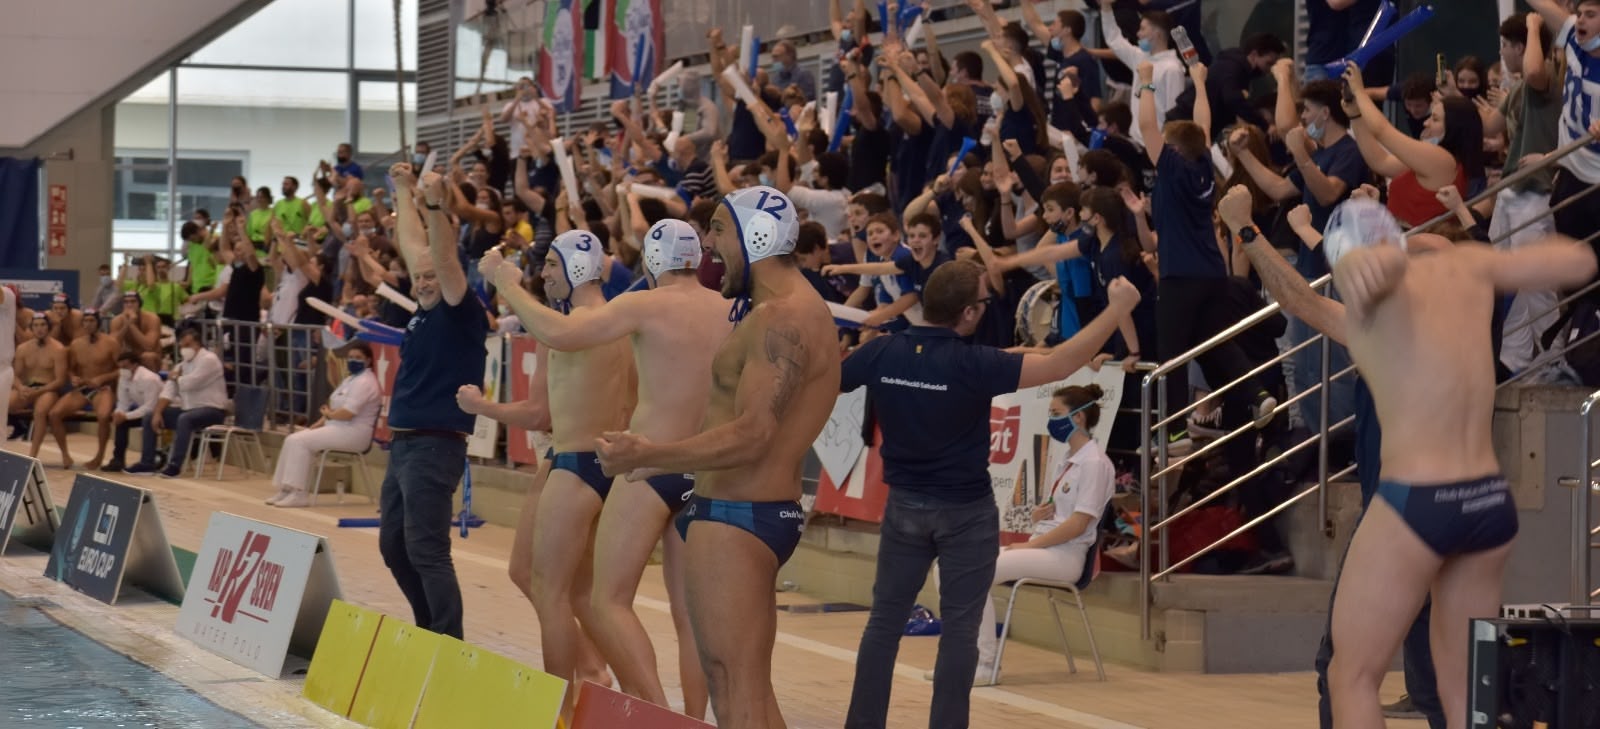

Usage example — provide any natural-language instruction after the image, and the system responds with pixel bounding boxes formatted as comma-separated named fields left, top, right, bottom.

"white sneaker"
left=264, top=487, right=290, bottom=505
left=274, top=491, right=312, bottom=508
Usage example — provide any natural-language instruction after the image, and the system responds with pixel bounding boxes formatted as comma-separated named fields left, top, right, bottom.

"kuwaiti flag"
left=539, top=0, right=585, bottom=112
left=605, top=0, right=664, bottom=99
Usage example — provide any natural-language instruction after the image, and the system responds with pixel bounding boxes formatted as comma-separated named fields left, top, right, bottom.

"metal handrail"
left=1575, top=390, right=1600, bottom=607
left=1133, top=122, right=1600, bottom=639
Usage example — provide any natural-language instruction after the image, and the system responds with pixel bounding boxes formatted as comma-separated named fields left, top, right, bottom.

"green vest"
left=273, top=198, right=308, bottom=234
left=186, top=242, right=219, bottom=293
left=247, top=208, right=272, bottom=244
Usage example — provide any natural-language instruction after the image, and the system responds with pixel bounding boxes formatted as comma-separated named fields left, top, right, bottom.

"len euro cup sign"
left=43, top=474, right=183, bottom=605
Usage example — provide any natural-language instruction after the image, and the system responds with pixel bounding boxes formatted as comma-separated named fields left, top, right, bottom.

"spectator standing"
left=770, top=40, right=817, bottom=101
left=1099, top=0, right=1184, bottom=148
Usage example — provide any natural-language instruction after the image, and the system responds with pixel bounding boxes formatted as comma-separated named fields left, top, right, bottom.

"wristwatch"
left=1237, top=225, right=1261, bottom=244
left=1134, top=83, right=1157, bottom=98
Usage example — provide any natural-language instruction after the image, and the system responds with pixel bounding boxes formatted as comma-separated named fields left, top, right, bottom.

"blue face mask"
left=1306, top=122, right=1325, bottom=141
left=347, top=360, right=367, bottom=375
left=759, top=173, right=773, bottom=187
left=1047, top=401, right=1095, bottom=442
left=771, top=61, right=787, bottom=75
left=841, top=29, right=853, bottom=45
left=1584, top=33, right=1600, bottom=53
left=1050, top=37, right=1064, bottom=52
left=1423, top=135, right=1443, bottom=145
left=1138, top=38, right=1153, bottom=54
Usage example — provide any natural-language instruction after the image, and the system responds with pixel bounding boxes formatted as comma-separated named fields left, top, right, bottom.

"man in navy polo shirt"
left=1217, top=187, right=1444, bottom=729
left=841, top=260, right=1140, bottom=729
left=377, top=164, right=488, bottom=641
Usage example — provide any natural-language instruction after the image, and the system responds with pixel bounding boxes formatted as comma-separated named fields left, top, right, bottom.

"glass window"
left=356, top=0, right=417, bottom=71
left=187, top=0, right=351, bottom=69
left=358, top=80, right=417, bottom=155
left=175, top=68, right=350, bottom=194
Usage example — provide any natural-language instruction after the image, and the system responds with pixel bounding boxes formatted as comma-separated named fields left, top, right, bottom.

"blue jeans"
left=274, top=328, right=312, bottom=417
left=1314, top=484, right=1443, bottom=729
left=845, top=489, right=999, bottom=729
left=378, top=432, right=467, bottom=639
left=140, top=406, right=226, bottom=470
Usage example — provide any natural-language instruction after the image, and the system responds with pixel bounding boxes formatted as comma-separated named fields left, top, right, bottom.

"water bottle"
left=1171, top=26, right=1199, bottom=66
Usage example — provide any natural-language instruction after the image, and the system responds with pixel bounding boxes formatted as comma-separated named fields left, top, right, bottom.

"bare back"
left=628, top=282, right=735, bottom=443
left=1344, top=250, right=1499, bottom=483
left=69, top=334, right=119, bottom=386
left=547, top=334, right=636, bottom=453
left=697, top=293, right=841, bottom=502
left=17, top=339, right=64, bottom=386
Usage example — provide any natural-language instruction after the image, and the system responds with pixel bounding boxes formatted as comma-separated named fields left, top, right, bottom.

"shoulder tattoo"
left=764, top=326, right=807, bottom=418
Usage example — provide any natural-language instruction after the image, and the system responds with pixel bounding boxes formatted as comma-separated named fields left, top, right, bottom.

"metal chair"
left=989, top=539, right=1106, bottom=685
left=310, top=440, right=376, bottom=506
left=194, top=385, right=268, bottom=480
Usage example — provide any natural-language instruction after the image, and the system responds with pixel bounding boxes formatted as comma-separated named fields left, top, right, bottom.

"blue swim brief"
left=552, top=451, right=611, bottom=501
left=645, top=472, right=695, bottom=512
left=674, top=495, right=806, bottom=564
left=1374, top=475, right=1518, bottom=557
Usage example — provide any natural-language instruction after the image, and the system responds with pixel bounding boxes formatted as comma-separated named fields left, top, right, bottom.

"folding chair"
left=310, top=438, right=377, bottom=506
left=194, top=385, right=268, bottom=480
left=990, top=538, right=1106, bottom=685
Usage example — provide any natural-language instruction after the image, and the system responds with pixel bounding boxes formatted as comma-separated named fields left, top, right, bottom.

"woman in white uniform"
left=266, top=341, right=381, bottom=507
left=977, top=383, right=1115, bottom=682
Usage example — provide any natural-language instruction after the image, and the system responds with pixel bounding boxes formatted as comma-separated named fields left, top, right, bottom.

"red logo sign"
left=989, top=406, right=1021, bottom=464
left=204, top=530, right=283, bottom=624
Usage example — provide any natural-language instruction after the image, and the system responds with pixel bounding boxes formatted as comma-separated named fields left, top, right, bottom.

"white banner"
left=469, top=335, right=506, bottom=459
left=176, top=513, right=342, bottom=677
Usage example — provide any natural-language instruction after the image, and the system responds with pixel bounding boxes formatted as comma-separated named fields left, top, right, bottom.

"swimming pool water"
left=0, top=591, right=262, bottom=728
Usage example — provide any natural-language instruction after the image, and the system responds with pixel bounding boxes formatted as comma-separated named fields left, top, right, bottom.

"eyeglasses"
left=970, top=296, right=994, bottom=309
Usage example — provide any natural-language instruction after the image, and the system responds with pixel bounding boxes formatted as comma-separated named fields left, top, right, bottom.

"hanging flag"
left=583, top=0, right=603, bottom=80
left=539, top=0, right=585, bottom=112
left=605, top=0, right=665, bottom=99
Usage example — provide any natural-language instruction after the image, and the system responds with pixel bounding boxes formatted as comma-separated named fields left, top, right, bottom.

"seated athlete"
left=597, top=186, right=842, bottom=729
left=50, top=309, right=120, bottom=469
left=1322, top=198, right=1596, bottom=729
left=14, top=315, right=68, bottom=466
left=517, top=223, right=636, bottom=720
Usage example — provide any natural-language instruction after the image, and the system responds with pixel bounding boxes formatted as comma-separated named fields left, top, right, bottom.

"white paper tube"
left=629, top=183, right=680, bottom=202
left=307, top=297, right=365, bottom=329
left=738, top=25, right=755, bottom=79
left=1055, top=127, right=1084, bottom=183
left=376, top=282, right=418, bottom=313
left=550, top=137, right=583, bottom=208
left=905, top=15, right=925, bottom=47
left=1210, top=144, right=1234, bottom=180
left=664, top=110, right=685, bottom=151
left=421, top=149, right=437, bottom=174
left=648, top=60, right=685, bottom=94
left=820, top=92, right=838, bottom=143
left=827, top=302, right=870, bottom=324
left=721, top=66, right=762, bottom=110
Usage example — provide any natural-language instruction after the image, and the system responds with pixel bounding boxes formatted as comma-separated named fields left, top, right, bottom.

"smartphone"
left=1436, top=53, right=1448, bottom=87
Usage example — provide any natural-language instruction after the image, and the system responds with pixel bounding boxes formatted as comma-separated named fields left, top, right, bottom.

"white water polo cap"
left=643, top=219, right=702, bottom=281
left=550, top=229, right=607, bottom=292
left=722, top=186, right=800, bottom=267
left=1322, top=197, right=1406, bottom=269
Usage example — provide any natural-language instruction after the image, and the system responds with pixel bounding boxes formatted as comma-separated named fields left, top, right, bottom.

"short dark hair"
left=1080, top=150, right=1128, bottom=188
left=117, top=351, right=139, bottom=365
left=193, top=208, right=212, bottom=222
left=1400, top=72, right=1437, bottom=102
left=1241, top=32, right=1286, bottom=57
left=690, top=199, right=719, bottom=231
left=796, top=221, right=828, bottom=255
left=638, top=198, right=670, bottom=225
left=865, top=212, right=901, bottom=233
left=921, top=259, right=986, bottom=326
left=180, top=221, right=201, bottom=241
left=1101, top=102, right=1132, bottom=134
left=1057, top=10, right=1086, bottom=40
left=953, top=51, right=984, bottom=80
left=802, top=129, right=829, bottom=159
left=816, top=152, right=850, bottom=191
left=284, top=176, right=300, bottom=188
left=1301, top=80, right=1352, bottom=127
left=1500, top=14, right=1550, bottom=49
left=905, top=212, right=941, bottom=235
left=345, top=340, right=374, bottom=361
left=1163, top=120, right=1209, bottom=162
left=1041, top=182, right=1080, bottom=211
left=1140, top=10, right=1175, bottom=44
left=1001, top=23, right=1031, bottom=55
left=850, top=192, right=892, bottom=215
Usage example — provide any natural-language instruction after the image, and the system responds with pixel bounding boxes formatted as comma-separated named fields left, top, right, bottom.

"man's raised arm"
left=481, top=251, right=639, bottom=351
left=1018, top=277, right=1141, bottom=388
left=418, top=171, right=470, bottom=306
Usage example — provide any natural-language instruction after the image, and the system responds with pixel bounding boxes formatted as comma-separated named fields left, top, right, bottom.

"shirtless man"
left=50, top=309, right=121, bottom=469
left=482, top=217, right=728, bottom=718
left=1300, top=195, right=1595, bottom=729
left=110, top=292, right=162, bottom=370
left=12, top=315, right=68, bottom=465
left=12, top=296, right=33, bottom=349
left=0, top=286, right=16, bottom=439
left=502, top=225, right=635, bottom=717
left=597, top=186, right=841, bottom=729
left=45, top=293, right=83, bottom=347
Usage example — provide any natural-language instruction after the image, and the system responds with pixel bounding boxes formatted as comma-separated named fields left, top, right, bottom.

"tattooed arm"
left=597, top=305, right=811, bottom=474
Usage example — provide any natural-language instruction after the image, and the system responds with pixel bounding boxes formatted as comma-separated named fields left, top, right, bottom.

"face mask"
left=841, top=29, right=853, bottom=45
left=342, top=222, right=354, bottom=237
left=1306, top=121, right=1325, bottom=141
left=1047, top=401, right=1095, bottom=442
left=233, top=260, right=245, bottom=269
left=1458, top=86, right=1482, bottom=99
left=361, top=228, right=377, bottom=237
left=413, top=154, right=427, bottom=169
left=498, top=304, right=511, bottom=317
left=1049, top=219, right=1071, bottom=237
left=771, top=61, right=787, bottom=75
left=759, top=173, right=773, bottom=187
left=180, top=347, right=197, bottom=362
left=1051, top=37, right=1064, bottom=52
left=1138, top=38, right=1153, bottom=54
left=347, top=360, right=367, bottom=375
left=1423, top=135, right=1443, bottom=145
left=1583, top=33, right=1600, bottom=53
left=100, top=275, right=112, bottom=287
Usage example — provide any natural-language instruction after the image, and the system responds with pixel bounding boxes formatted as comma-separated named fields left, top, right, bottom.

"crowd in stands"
left=18, top=0, right=1600, bottom=574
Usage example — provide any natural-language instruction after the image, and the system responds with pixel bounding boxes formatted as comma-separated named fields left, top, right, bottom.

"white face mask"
left=180, top=347, right=197, bottom=362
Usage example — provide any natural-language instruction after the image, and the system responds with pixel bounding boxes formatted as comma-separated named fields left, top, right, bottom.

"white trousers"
left=977, top=545, right=1087, bottom=667
left=0, top=366, right=11, bottom=438
left=272, top=423, right=373, bottom=490
left=1489, top=187, right=1557, bottom=373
